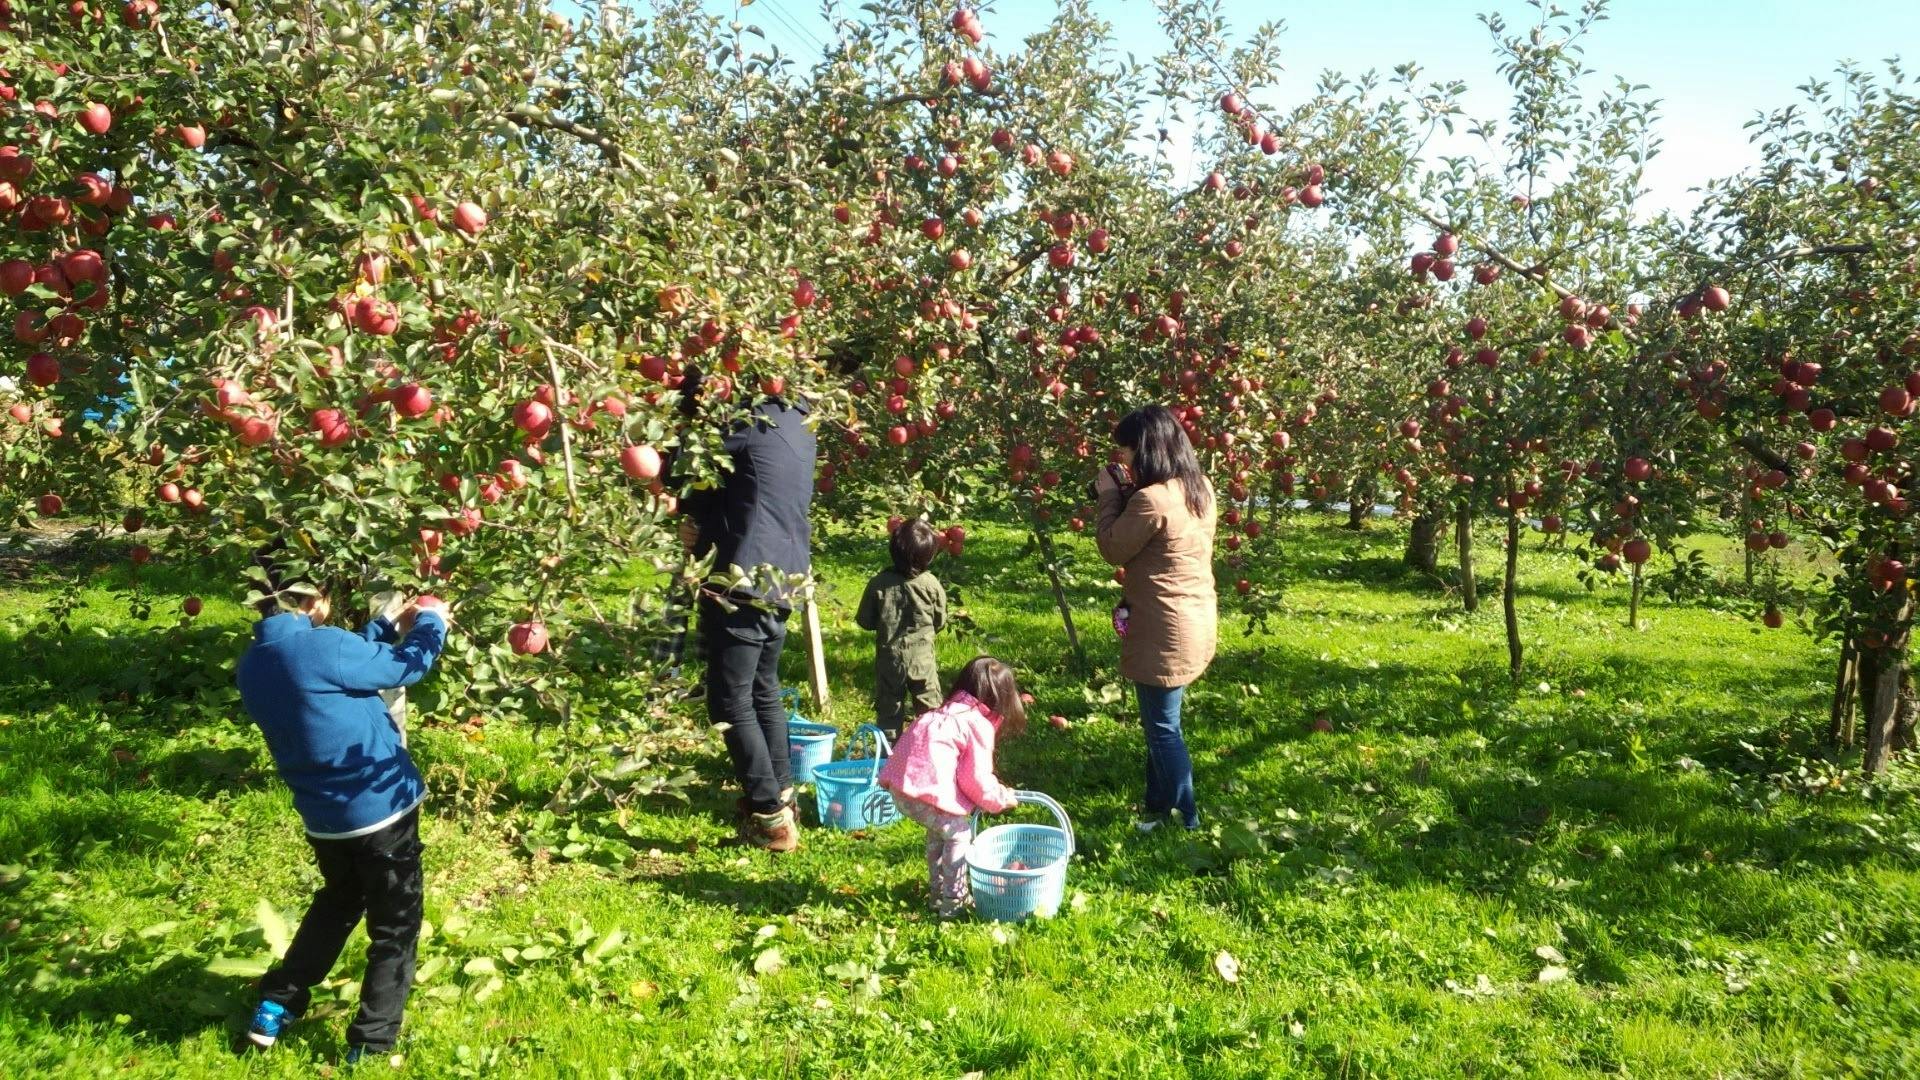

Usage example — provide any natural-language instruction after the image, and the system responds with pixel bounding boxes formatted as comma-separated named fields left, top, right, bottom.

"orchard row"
left=1, top=2, right=1913, bottom=768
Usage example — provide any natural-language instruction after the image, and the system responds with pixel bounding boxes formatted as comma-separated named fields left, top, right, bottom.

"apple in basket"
left=1007, top=860, right=1028, bottom=871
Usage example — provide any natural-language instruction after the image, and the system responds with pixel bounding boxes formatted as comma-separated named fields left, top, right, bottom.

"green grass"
left=2, top=515, right=1918, bottom=1078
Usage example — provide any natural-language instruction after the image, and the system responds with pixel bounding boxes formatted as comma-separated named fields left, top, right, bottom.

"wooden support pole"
left=804, top=598, right=830, bottom=711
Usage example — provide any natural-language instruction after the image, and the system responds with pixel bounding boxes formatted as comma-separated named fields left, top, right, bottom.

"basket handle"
left=1013, top=790, right=1074, bottom=859
left=970, top=790, right=1074, bottom=860
left=850, top=722, right=891, bottom=785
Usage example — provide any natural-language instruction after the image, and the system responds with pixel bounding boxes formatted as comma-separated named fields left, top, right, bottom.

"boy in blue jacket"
left=234, top=581, right=450, bottom=1061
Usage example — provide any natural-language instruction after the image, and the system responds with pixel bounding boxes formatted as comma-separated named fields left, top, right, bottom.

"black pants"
left=701, top=596, right=793, bottom=812
left=259, top=808, right=423, bottom=1051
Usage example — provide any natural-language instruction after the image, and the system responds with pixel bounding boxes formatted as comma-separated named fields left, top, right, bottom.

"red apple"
left=452, top=201, right=488, bottom=236
left=176, top=123, right=206, bottom=149
left=0, top=258, right=33, bottom=295
left=356, top=251, right=388, bottom=285
left=513, top=399, right=553, bottom=436
left=25, top=352, right=59, bottom=387
left=508, top=620, right=548, bottom=655
left=37, top=492, right=63, bottom=516
left=183, top=597, right=204, bottom=618
left=1622, top=538, right=1651, bottom=565
left=391, top=384, right=433, bottom=418
left=235, top=417, right=275, bottom=446
left=619, top=444, right=663, bottom=481
left=78, top=102, right=112, bottom=135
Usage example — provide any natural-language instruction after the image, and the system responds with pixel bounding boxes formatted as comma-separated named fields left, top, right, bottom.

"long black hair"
left=949, top=655, right=1026, bottom=737
left=1114, top=405, right=1212, bottom=518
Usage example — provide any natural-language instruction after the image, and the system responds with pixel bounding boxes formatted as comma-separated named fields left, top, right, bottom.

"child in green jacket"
left=856, top=519, right=948, bottom=737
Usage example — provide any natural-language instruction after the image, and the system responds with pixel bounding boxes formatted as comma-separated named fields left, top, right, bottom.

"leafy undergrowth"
left=1, top=517, right=1917, bottom=1078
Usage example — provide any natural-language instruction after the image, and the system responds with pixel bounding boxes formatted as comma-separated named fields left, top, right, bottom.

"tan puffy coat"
left=1096, top=477, right=1218, bottom=687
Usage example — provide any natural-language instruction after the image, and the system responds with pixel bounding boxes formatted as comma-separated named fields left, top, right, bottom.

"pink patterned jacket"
left=877, top=691, right=1018, bottom=817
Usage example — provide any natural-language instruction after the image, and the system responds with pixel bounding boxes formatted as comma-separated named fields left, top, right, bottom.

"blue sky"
left=687, top=0, right=1915, bottom=214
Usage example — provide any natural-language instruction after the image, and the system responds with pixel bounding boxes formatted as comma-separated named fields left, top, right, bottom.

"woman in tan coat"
left=1095, top=405, right=1218, bottom=831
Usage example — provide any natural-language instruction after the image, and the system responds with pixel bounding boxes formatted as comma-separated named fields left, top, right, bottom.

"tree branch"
left=543, top=343, right=582, bottom=519
left=505, top=105, right=641, bottom=170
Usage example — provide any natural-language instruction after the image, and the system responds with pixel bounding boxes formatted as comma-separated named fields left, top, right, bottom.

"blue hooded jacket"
left=236, top=610, right=447, bottom=838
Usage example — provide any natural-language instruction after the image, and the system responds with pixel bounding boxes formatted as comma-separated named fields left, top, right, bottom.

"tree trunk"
left=1033, top=525, right=1088, bottom=673
left=1829, top=635, right=1860, bottom=747
left=1862, top=648, right=1905, bottom=776
left=1895, top=669, right=1917, bottom=752
left=1504, top=513, right=1522, bottom=677
left=1455, top=505, right=1477, bottom=613
left=1345, top=483, right=1370, bottom=530
left=1628, top=563, right=1643, bottom=628
left=1741, top=490, right=1756, bottom=588
left=1405, top=511, right=1443, bottom=575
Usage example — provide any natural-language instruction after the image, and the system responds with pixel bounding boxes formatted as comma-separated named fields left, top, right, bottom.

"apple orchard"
left=2, top=2, right=1916, bottom=774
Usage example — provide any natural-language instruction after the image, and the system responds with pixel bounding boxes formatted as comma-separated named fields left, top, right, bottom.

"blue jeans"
left=1136, top=683, right=1197, bottom=827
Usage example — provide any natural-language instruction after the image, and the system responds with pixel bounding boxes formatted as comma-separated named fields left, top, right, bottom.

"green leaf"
left=205, top=956, right=271, bottom=978
left=462, top=956, right=499, bottom=977
left=585, top=928, right=626, bottom=964
left=256, top=899, right=291, bottom=959
left=753, top=947, right=784, bottom=975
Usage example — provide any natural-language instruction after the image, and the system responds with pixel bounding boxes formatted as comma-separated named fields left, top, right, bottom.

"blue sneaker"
left=247, top=1000, right=293, bottom=1048
left=345, top=1045, right=367, bottom=1066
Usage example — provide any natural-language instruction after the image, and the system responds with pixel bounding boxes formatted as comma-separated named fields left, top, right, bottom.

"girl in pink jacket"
left=878, top=656, right=1028, bottom=917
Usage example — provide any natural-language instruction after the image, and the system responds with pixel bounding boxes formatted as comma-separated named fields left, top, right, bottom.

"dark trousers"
left=702, top=595, right=793, bottom=812
left=1136, top=683, right=1198, bottom=827
left=874, top=662, right=940, bottom=739
left=259, top=808, right=423, bottom=1051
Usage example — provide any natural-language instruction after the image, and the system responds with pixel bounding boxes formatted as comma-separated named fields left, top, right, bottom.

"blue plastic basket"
left=968, top=791, right=1074, bottom=922
left=783, top=689, right=837, bottom=784
left=813, top=724, right=901, bottom=830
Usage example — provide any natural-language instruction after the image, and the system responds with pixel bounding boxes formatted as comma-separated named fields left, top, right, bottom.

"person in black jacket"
left=676, top=367, right=817, bottom=852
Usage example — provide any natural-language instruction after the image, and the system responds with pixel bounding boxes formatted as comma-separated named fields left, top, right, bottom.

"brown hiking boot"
left=744, top=805, right=799, bottom=853
left=737, top=791, right=801, bottom=829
